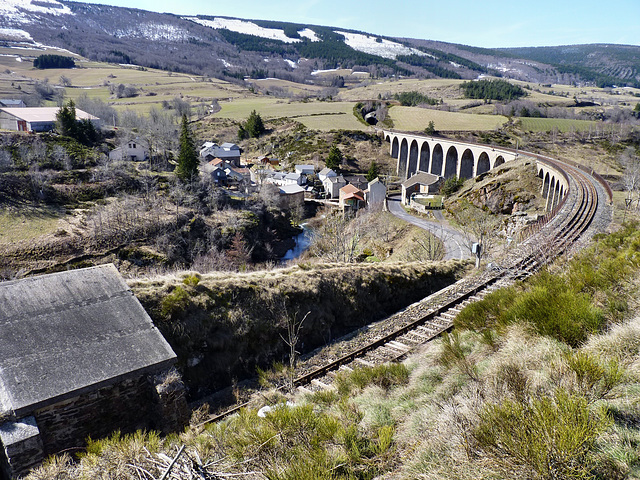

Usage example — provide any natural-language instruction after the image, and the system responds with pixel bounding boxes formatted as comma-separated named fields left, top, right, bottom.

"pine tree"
left=366, top=160, right=379, bottom=182
left=56, top=100, right=77, bottom=138
left=239, top=110, right=265, bottom=139
left=326, top=144, right=343, bottom=170
left=175, top=114, right=199, bottom=182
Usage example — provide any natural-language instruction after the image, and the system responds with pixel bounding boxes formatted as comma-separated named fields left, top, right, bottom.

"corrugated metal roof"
left=0, top=264, right=176, bottom=416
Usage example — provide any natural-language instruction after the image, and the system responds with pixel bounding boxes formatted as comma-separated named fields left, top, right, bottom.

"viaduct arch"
left=382, top=130, right=568, bottom=212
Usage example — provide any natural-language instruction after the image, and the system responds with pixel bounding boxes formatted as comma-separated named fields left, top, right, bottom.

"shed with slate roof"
left=0, top=264, right=187, bottom=479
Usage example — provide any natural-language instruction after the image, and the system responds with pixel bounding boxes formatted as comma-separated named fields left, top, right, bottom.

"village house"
left=401, top=172, right=443, bottom=205
left=225, top=166, right=251, bottom=184
left=364, top=177, right=387, bottom=210
left=201, top=159, right=228, bottom=184
left=318, top=167, right=337, bottom=182
left=339, top=183, right=365, bottom=212
left=278, top=184, right=305, bottom=209
left=108, top=138, right=149, bottom=162
left=0, top=107, right=100, bottom=133
left=0, top=265, right=187, bottom=479
left=256, top=155, right=279, bottom=167
left=199, top=142, right=241, bottom=166
left=343, top=174, right=368, bottom=191
left=295, top=164, right=314, bottom=175
left=323, top=174, right=346, bottom=199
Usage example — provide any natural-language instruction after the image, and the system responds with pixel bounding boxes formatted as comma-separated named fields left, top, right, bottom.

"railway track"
left=202, top=151, right=608, bottom=424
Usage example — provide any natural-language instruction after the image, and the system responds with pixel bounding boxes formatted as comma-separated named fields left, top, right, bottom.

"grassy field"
left=0, top=205, right=65, bottom=244
left=518, top=117, right=598, bottom=132
left=388, top=105, right=507, bottom=131
left=214, top=97, right=367, bottom=131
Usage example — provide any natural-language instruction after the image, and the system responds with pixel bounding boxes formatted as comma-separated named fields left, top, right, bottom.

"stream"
left=281, top=223, right=312, bottom=262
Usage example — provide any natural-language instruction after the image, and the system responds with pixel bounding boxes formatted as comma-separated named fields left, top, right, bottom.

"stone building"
left=0, top=264, right=188, bottom=479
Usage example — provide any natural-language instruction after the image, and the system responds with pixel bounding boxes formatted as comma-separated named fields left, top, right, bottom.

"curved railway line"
left=201, top=148, right=611, bottom=424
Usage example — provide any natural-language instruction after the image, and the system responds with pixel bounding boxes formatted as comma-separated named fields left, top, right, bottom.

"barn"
left=0, top=265, right=187, bottom=479
left=0, top=107, right=100, bottom=132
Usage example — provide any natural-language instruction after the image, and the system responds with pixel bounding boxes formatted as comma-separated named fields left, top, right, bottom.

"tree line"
left=33, top=54, right=76, bottom=69
left=461, top=79, right=526, bottom=101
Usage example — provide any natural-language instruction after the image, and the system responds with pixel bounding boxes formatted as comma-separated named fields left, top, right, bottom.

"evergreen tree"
left=175, top=114, right=199, bottom=182
left=56, top=100, right=78, bottom=138
left=366, top=160, right=379, bottom=182
left=326, top=144, right=343, bottom=170
left=425, top=120, right=436, bottom=135
left=239, top=110, right=265, bottom=139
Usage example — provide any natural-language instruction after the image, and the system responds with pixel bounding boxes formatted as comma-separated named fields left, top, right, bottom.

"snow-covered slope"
left=0, top=0, right=74, bottom=23
left=113, top=22, right=195, bottom=42
left=184, top=17, right=306, bottom=43
left=337, top=31, right=428, bottom=60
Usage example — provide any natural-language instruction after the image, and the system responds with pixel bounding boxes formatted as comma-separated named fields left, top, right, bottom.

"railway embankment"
left=129, top=260, right=469, bottom=399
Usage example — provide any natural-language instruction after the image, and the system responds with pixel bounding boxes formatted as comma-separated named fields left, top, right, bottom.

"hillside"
left=0, top=0, right=638, bottom=88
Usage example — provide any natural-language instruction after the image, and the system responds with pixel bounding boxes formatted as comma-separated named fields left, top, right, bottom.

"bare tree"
left=280, top=309, right=310, bottom=390
left=405, top=227, right=447, bottom=262
left=452, top=202, right=501, bottom=266
left=620, top=147, right=640, bottom=219
left=310, top=209, right=361, bottom=263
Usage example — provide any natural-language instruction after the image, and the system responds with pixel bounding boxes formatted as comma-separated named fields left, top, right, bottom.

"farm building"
left=0, top=107, right=99, bottom=133
left=401, top=172, right=443, bottom=205
left=0, top=265, right=187, bottom=479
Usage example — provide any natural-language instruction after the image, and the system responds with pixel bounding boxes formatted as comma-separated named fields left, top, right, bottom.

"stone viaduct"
left=382, top=130, right=568, bottom=211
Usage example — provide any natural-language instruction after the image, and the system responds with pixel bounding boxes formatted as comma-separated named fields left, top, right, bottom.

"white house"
left=323, top=174, right=346, bottom=199
left=295, top=164, right=314, bottom=175
left=109, top=138, right=149, bottom=162
left=365, top=177, right=387, bottom=210
left=284, top=172, right=305, bottom=185
left=318, top=167, right=337, bottom=182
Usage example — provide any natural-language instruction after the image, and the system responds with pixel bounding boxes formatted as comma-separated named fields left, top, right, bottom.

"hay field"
left=388, top=106, right=507, bottom=131
left=214, top=97, right=366, bottom=131
left=518, top=117, right=598, bottom=132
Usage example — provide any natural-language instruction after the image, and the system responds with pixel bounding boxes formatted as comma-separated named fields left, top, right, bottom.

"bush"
left=335, top=363, right=410, bottom=396
left=440, top=176, right=464, bottom=195
left=473, top=389, right=612, bottom=479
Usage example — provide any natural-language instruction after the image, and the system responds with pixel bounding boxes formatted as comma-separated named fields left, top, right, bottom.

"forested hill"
left=501, top=44, right=640, bottom=88
left=0, top=0, right=638, bottom=88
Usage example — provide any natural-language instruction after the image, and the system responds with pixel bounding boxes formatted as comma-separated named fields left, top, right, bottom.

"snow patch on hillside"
left=0, top=0, right=73, bottom=23
left=114, top=22, right=195, bottom=42
left=184, top=17, right=302, bottom=44
left=311, top=68, right=339, bottom=75
left=337, top=31, right=425, bottom=60
left=284, top=59, right=297, bottom=68
left=299, top=28, right=319, bottom=41
left=0, top=27, right=33, bottom=40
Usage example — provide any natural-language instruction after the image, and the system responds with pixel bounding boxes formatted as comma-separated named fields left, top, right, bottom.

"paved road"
left=387, top=196, right=472, bottom=261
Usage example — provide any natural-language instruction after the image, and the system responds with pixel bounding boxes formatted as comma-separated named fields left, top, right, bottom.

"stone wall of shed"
left=33, top=376, right=156, bottom=456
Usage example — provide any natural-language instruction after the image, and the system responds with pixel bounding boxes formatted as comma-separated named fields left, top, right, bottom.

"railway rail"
left=201, top=150, right=609, bottom=424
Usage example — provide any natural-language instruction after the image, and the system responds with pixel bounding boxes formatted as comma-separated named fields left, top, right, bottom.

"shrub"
left=160, top=286, right=191, bottom=320
left=335, top=363, right=409, bottom=396
left=473, top=389, right=612, bottom=478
